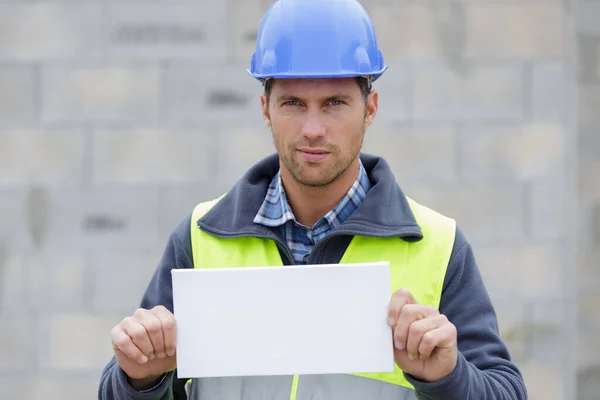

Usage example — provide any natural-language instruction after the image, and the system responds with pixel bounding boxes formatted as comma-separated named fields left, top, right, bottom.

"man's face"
left=260, top=78, right=378, bottom=188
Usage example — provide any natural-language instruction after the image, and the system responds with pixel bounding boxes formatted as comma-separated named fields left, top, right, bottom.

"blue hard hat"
left=248, top=0, right=388, bottom=83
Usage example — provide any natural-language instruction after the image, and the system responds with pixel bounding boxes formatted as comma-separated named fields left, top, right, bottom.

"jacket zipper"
left=306, top=231, right=356, bottom=264
left=274, top=240, right=295, bottom=266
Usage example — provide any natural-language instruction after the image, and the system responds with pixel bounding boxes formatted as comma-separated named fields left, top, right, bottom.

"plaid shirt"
left=254, top=161, right=372, bottom=265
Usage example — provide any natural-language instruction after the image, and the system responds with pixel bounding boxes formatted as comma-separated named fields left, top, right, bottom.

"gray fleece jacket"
left=98, top=153, right=527, bottom=400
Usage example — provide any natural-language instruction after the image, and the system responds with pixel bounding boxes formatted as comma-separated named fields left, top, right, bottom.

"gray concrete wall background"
left=576, top=0, right=600, bottom=398
left=0, top=0, right=594, bottom=399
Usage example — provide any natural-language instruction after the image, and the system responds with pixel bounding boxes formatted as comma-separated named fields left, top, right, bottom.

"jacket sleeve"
left=405, top=227, right=528, bottom=400
left=98, top=214, right=194, bottom=400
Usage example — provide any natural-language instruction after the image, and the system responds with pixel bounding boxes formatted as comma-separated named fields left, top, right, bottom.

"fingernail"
left=158, top=352, right=166, bottom=359
left=395, top=341, right=404, bottom=350
left=388, top=317, right=396, bottom=326
left=140, top=355, right=148, bottom=364
left=408, top=353, right=415, bottom=361
left=167, top=349, right=175, bottom=357
left=149, top=354, right=156, bottom=360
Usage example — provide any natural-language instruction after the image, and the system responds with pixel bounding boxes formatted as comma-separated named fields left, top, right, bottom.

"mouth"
left=297, top=148, right=331, bottom=162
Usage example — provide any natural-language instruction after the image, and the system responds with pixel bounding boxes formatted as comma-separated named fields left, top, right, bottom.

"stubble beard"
left=280, top=137, right=363, bottom=188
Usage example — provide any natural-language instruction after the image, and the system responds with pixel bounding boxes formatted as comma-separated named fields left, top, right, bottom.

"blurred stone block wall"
left=0, top=0, right=594, bottom=399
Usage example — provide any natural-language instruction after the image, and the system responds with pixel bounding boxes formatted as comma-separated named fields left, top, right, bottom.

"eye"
left=282, top=100, right=300, bottom=106
left=328, top=99, right=343, bottom=106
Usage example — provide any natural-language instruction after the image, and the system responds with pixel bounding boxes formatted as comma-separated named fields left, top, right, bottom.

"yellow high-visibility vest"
left=184, top=195, right=456, bottom=400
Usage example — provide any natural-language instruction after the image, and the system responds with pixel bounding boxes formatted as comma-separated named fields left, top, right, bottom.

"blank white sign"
left=171, top=262, right=395, bottom=379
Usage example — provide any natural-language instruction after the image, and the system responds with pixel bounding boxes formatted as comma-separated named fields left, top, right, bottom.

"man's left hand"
left=387, top=289, right=458, bottom=383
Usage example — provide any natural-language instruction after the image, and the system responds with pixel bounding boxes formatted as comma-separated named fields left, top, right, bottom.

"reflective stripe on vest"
left=185, top=196, right=456, bottom=400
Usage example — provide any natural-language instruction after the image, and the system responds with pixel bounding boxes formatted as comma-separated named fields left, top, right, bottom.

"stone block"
left=579, top=84, right=600, bottom=124
left=0, top=313, right=34, bottom=372
left=39, top=313, right=120, bottom=371
left=0, top=374, right=101, bottom=400
left=578, top=2, right=600, bottom=36
left=372, top=62, right=411, bottom=122
left=579, top=365, right=600, bottom=400
left=41, top=64, right=160, bottom=124
left=412, top=63, right=524, bottom=121
left=362, top=124, right=457, bottom=183
left=0, top=3, right=104, bottom=61
left=531, top=63, right=568, bottom=123
left=107, top=2, right=228, bottom=60
left=577, top=292, right=600, bottom=333
left=530, top=181, right=568, bottom=241
left=38, top=187, right=161, bottom=251
left=0, top=250, right=25, bottom=313
left=230, top=0, right=273, bottom=62
left=27, top=376, right=101, bottom=400
left=578, top=303, right=600, bottom=372
left=0, top=188, right=56, bottom=249
left=465, top=4, right=564, bottom=59
left=25, top=251, right=87, bottom=312
left=212, top=125, right=275, bottom=193
left=578, top=330, right=600, bottom=375
left=578, top=250, right=600, bottom=295
left=578, top=33, right=600, bottom=85
left=0, top=190, right=31, bottom=249
left=579, top=159, right=600, bottom=206
left=0, top=66, right=36, bottom=126
left=408, top=184, right=524, bottom=243
left=92, top=129, right=215, bottom=185
left=0, top=377, right=28, bottom=400
left=579, top=122, right=600, bottom=161
left=460, top=123, right=565, bottom=183
left=25, top=185, right=56, bottom=249
left=90, top=249, right=162, bottom=313
left=164, top=62, right=265, bottom=126
left=475, top=245, right=564, bottom=302
left=0, top=130, right=85, bottom=187
left=489, top=299, right=528, bottom=364
left=528, top=297, right=572, bottom=364
left=591, top=201, right=600, bottom=248
left=365, top=2, right=441, bottom=60
left=520, top=362, right=565, bottom=400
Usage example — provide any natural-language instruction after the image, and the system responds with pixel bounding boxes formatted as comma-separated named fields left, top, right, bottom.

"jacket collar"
left=197, top=153, right=423, bottom=242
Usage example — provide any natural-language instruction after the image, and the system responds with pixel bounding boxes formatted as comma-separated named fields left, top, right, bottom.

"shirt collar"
left=197, top=153, right=423, bottom=242
left=254, top=160, right=371, bottom=229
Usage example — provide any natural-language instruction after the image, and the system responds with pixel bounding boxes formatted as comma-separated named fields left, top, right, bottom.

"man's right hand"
left=111, top=305, right=177, bottom=389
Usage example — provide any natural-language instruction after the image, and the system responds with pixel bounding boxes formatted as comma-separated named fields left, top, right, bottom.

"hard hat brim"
left=247, top=66, right=388, bottom=83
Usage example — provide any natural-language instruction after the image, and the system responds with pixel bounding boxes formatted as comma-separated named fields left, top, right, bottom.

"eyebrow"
left=275, top=94, right=354, bottom=103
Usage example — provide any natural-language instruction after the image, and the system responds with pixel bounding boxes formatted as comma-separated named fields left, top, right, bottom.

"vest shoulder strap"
left=190, top=195, right=226, bottom=266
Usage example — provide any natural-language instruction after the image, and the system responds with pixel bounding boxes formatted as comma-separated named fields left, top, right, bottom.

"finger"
left=152, top=305, right=177, bottom=357
left=406, top=314, right=448, bottom=360
left=135, top=309, right=165, bottom=359
left=418, top=321, right=457, bottom=360
left=387, top=289, right=417, bottom=327
left=111, top=325, right=148, bottom=364
left=394, top=304, right=438, bottom=351
left=122, top=316, right=155, bottom=360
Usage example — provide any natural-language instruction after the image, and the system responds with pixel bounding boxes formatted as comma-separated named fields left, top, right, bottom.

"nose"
left=301, top=110, right=326, bottom=142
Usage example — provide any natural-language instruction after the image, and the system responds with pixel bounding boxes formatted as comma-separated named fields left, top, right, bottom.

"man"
left=98, top=0, right=528, bottom=399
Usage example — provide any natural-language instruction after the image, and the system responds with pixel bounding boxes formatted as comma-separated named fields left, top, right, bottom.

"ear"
left=364, top=90, right=378, bottom=130
left=260, top=93, right=271, bottom=129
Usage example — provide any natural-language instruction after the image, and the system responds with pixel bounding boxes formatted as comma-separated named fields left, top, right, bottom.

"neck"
left=281, top=159, right=360, bottom=227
